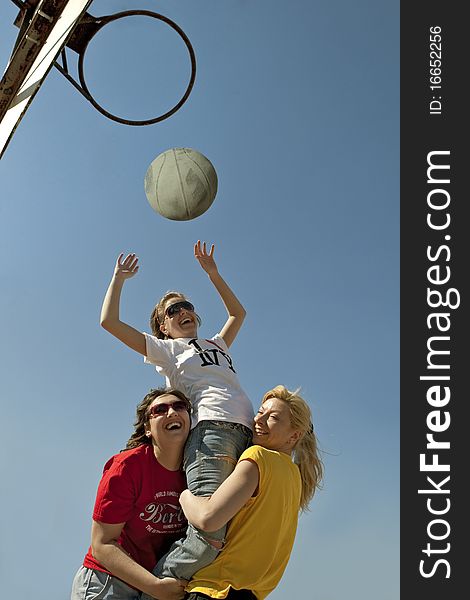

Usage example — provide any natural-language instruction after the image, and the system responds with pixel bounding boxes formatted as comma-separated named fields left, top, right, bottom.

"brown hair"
left=149, top=291, right=201, bottom=339
left=124, top=387, right=192, bottom=450
left=262, top=385, right=324, bottom=511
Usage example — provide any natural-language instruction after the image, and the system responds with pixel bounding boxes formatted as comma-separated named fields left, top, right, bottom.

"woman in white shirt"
left=100, top=241, right=253, bottom=584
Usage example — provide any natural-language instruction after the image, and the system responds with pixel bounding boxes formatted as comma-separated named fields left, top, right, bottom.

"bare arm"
left=100, top=253, right=147, bottom=355
left=91, top=520, right=187, bottom=600
left=194, top=241, right=246, bottom=347
left=179, top=459, right=259, bottom=532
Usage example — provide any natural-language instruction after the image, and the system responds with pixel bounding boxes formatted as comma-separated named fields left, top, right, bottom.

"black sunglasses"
left=148, top=399, right=191, bottom=417
left=165, top=300, right=195, bottom=318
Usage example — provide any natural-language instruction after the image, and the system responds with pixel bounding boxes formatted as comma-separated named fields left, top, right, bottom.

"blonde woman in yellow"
left=179, top=385, right=324, bottom=600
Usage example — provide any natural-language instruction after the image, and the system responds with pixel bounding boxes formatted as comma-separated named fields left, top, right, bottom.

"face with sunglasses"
left=145, top=393, right=191, bottom=442
left=160, top=298, right=199, bottom=339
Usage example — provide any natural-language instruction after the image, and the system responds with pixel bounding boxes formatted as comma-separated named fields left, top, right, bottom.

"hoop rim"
left=77, top=10, right=197, bottom=126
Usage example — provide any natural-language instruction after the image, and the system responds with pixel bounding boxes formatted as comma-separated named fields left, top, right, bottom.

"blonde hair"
left=149, top=291, right=201, bottom=339
left=262, top=385, right=324, bottom=511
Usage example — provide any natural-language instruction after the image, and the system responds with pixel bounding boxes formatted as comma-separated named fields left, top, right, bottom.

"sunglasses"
left=147, top=400, right=191, bottom=418
left=165, top=300, right=195, bottom=318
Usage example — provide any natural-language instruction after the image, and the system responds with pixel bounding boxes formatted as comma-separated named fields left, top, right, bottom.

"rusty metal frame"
left=0, top=0, right=94, bottom=159
left=0, top=0, right=83, bottom=122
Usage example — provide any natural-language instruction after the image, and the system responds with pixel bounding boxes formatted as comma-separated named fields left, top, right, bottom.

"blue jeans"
left=71, top=566, right=140, bottom=600
left=142, top=420, right=252, bottom=591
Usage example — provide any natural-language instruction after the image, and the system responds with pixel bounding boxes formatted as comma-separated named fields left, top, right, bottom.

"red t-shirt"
left=83, top=444, right=187, bottom=574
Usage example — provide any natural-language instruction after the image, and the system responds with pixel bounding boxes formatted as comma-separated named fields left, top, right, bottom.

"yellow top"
left=186, top=445, right=301, bottom=599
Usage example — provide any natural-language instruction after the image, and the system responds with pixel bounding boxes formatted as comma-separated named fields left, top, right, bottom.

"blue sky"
left=0, top=1, right=399, bottom=598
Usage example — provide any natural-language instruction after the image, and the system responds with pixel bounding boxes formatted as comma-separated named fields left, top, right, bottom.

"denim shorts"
left=70, top=566, right=140, bottom=600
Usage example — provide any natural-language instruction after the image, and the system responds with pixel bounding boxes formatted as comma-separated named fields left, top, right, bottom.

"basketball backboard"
left=0, top=0, right=92, bottom=159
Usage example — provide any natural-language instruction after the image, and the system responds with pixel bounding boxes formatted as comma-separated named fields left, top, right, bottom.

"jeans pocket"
left=84, top=570, right=111, bottom=600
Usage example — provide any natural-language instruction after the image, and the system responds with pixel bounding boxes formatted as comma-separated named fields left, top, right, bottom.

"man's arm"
left=179, top=459, right=259, bottom=532
left=100, top=253, right=147, bottom=355
left=91, top=520, right=187, bottom=600
left=194, top=241, right=246, bottom=347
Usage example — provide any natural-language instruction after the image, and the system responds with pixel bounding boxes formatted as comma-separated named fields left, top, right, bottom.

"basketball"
left=144, top=147, right=218, bottom=221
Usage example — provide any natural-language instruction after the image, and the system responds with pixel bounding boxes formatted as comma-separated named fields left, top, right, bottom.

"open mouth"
left=179, top=317, right=193, bottom=325
left=254, top=429, right=267, bottom=436
left=165, top=422, right=183, bottom=431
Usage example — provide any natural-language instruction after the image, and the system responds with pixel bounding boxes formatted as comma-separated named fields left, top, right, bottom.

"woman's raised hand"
left=194, top=240, right=218, bottom=276
left=114, top=253, right=139, bottom=280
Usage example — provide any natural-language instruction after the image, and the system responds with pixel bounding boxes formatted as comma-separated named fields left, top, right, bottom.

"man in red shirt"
left=71, top=388, right=191, bottom=600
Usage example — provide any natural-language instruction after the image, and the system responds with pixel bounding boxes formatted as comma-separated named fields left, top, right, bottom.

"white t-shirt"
left=144, top=333, right=254, bottom=430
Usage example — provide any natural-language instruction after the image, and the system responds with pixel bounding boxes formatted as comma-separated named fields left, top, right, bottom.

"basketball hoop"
left=54, top=9, right=197, bottom=126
